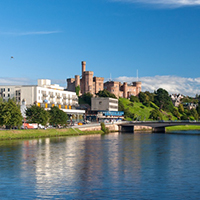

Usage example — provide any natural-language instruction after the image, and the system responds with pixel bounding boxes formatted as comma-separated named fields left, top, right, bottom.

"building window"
left=3, top=94, right=5, bottom=97
left=8, top=94, right=10, bottom=97
left=8, top=88, right=10, bottom=92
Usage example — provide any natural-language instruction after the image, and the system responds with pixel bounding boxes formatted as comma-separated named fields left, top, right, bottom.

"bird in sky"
left=10, top=56, right=14, bottom=59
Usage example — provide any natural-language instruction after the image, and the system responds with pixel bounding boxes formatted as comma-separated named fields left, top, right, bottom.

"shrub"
left=101, top=122, right=109, bottom=134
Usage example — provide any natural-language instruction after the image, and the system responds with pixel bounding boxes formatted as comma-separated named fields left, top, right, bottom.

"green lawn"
left=0, top=128, right=103, bottom=141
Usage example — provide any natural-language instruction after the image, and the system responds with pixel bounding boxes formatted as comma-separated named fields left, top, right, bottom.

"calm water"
left=1, top=131, right=200, bottom=199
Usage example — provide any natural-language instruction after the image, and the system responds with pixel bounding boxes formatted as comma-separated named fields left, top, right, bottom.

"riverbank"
left=166, top=125, right=200, bottom=131
left=0, top=128, right=104, bottom=141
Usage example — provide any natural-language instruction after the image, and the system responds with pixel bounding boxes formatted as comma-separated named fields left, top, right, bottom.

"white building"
left=91, top=97, right=118, bottom=111
left=0, top=79, right=85, bottom=116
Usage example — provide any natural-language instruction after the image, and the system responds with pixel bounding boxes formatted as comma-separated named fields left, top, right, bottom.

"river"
left=1, top=131, right=200, bottom=199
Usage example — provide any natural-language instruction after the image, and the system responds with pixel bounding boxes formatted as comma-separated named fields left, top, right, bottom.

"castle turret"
left=123, top=82, right=128, bottom=98
left=82, top=61, right=86, bottom=75
left=132, top=81, right=142, bottom=96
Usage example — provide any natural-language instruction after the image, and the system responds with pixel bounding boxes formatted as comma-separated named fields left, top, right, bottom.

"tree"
left=196, top=105, right=200, bottom=116
left=75, top=85, right=80, bottom=96
left=149, top=109, right=162, bottom=120
left=172, top=108, right=180, bottom=119
left=153, top=88, right=174, bottom=112
left=26, top=105, right=49, bottom=127
left=144, top=91, right=154, bottom=102
left=96, top=89, right=117, bottom=99
left=178, top=104, right=184, bottom=114
left=130, top=95, right=139, bottom=103
left=79, top=92, right=93, bottom=106
left=138, top=92, right=150, bottom=106
left=48, top=106, right=68, bottom=127
left=190, top=108, right=199, bottom=120
left=0, top=99, right=23, bottom=129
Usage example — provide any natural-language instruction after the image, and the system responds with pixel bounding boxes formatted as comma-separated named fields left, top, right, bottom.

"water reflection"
left=1, top=132, right=200, bottom=199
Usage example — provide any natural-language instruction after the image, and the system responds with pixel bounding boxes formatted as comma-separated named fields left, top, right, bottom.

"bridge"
left=118, top=121, right=200, bottom=133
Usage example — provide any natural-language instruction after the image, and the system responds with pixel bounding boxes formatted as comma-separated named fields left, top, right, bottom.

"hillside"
left=119, top=98, right=177, bottom=121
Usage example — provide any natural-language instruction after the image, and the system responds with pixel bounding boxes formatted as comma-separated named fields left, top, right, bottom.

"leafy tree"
left=172, top=108, right=180, bottom=119
left=130, top=95, right=139, bottom=103
left=178, top=103, right=184, bottom=114
left=75, top=85, right=80, bottom=96
left=190, top=108, right=199, bottom=120
left=196, top=105, right=200, bottom=116
left=153, top=88, right=174, bottom=112
left=26, top=105, right=49, bottom=127
left=101, top=122, right=109, bottom=134
left=181, top=114, right=188, bottom=120
left=144, top=91, right=154, bottom=102
left=97, top=89, right=117, bottom=99
left=48, top=106, right=68, bottom=127
left=0, top=99, right=23, bottom=129
left=79, top=92, right=93, bottom=106
left=149, top=109, right=162, bottom=120
left=138, top=92, right=150, bottom=106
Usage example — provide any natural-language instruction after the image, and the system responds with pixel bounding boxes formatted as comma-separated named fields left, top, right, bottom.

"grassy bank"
left=166, top=125, right=200, bottom=132
left=0, top=128, right=104, bottom=141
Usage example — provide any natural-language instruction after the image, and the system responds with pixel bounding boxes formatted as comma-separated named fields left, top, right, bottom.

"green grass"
left=166, top=125, right=200, bottom=131
left=0, top=128, right=104, bottom=141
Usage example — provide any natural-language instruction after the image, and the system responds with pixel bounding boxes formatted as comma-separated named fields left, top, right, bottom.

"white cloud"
left=0, top=78, right=67, bottom=87
left=0, top=76, right=199, bottom=97
left=0, top=78, right=36, bottom=85
left=114, top=75, right=200, bottom=96
left=0, top=31, right=61, bottom=36
left=111, top=0, right=200, bottom=7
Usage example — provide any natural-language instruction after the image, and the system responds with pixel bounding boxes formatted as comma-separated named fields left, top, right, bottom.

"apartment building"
left=0, top=79, right=85, bottom=116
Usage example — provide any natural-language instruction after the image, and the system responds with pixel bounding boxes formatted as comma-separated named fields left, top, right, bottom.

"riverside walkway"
left=118, top=121, right=200, bottom=133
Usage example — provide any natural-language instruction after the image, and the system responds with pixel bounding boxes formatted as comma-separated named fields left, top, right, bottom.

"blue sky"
left=1, top=0, right=200, bottom=96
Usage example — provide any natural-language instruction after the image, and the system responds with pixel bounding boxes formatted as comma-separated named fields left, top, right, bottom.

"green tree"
left=79, top=92, right=93, bottom=106
left=190, top=108, right=199, bottom=120
left=178, top=103, right=184, bottom=114
left=0, top=99, right=23, bottom=129
left=48, top=106, right=68, bottom=127
left=26, top=105, right=49, bottom=127
left=97, top=89, right=117, bottom=99
left=149, top=109, right=162, bottom=120
left=172, top=108, right=180, bottom=119
left=130, top=95, right=139, bottom=103
left=75, top=85, right=80, bottom=96
left=154, top=88, right=174, bottom=112
left=138, top=92, right=150, bottom=106
left=144, top=91, right=154, bottom=102
left=196, top=105, right=200, bottom=116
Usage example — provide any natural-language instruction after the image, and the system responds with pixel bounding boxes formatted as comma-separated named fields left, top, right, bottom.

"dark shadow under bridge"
left=118, top=121, right=200, bottom=133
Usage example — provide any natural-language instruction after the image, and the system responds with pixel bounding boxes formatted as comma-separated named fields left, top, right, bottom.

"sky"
left=1, top=0, right=200, bottom=96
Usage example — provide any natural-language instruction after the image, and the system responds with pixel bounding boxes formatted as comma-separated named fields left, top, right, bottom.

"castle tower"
left=75, top=75, right=80, bottom=87
left=123, top=82, right=128, bottom=98
left=82, top=61, right=86, bottom=75
left=132, top=81, right=142, bottom=96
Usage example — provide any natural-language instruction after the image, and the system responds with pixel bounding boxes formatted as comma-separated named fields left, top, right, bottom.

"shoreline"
left=0, top=125, right=200, bottom=141
left=0, top=128, right=104, bottom=141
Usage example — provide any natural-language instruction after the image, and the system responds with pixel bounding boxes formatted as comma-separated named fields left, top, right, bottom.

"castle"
left=66, top=61, right=141, bottom=98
